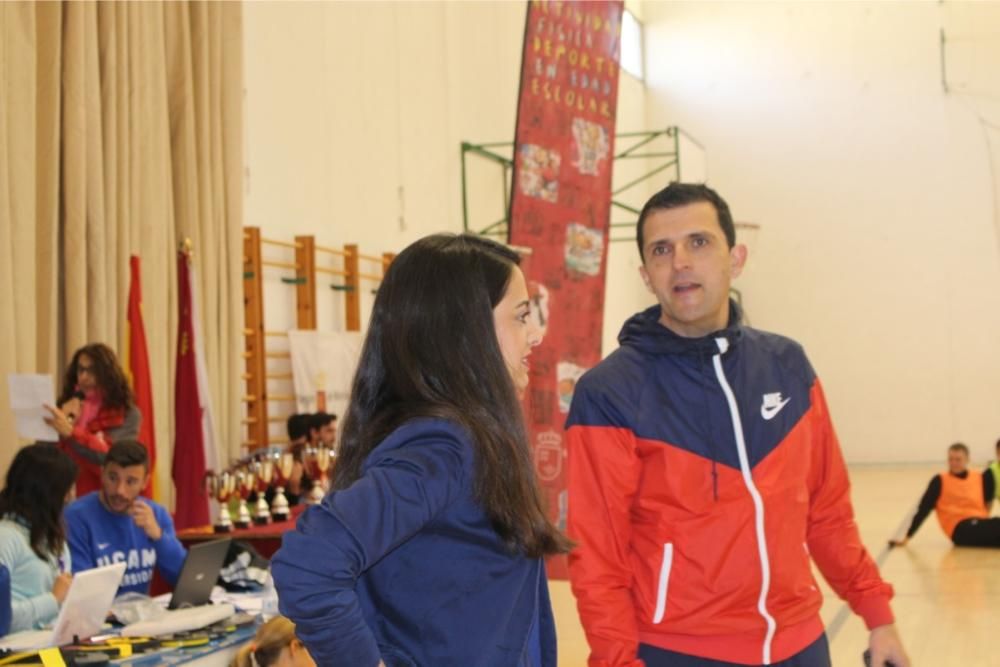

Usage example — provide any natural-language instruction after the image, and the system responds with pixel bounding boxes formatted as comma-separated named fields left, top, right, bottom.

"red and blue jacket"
left=566, top=303, right=893, bottom=666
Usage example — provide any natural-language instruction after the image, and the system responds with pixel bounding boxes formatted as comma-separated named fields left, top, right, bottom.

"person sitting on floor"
left=891, top=442, right=1000, bottom=548
left=65, top=440, right=186, bottom=595
left=987, top=438, right=1000, bottom=504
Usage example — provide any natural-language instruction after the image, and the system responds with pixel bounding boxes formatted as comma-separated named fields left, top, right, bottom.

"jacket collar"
left=618, top=299, right=744, bottom=357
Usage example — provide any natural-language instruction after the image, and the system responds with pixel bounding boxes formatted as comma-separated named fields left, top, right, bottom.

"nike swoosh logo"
left=761, top=393, right=791, bottom=421
left=97, top=542, right=110, bottom=550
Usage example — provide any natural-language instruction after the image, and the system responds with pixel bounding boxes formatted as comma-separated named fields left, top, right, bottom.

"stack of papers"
left=7, top=374, right=58, bottom=442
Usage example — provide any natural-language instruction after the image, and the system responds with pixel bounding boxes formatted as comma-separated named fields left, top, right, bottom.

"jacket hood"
left=618, top=299, right=744, bottom=356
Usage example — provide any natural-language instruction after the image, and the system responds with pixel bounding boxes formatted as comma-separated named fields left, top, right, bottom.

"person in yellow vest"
left=890, top=443, right=997, bottom=547
left=989, top=438, right=1000, bottom=502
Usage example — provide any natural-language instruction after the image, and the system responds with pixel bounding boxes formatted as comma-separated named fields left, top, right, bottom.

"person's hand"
left=59, top=397, right=82, bottom=423
left=888, top=537, right=909, bottom=548
left=129, top=499, right=163, bottom=541
left=52, top=572, right=72, bottom=604
left=43, top=404, right=75, bottom=438
left=869, top=624, right=910, bottom=667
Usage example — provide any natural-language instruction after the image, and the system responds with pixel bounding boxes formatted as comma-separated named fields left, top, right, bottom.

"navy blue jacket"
left=271, top=418, right=556, bottom=667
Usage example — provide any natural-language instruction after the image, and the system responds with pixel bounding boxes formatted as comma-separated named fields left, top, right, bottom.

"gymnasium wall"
left=643, top=1, right=1000, bottom=463
left=242, top=0, right=655, bottom=388
left=240, top=1, right=1000, bottom=464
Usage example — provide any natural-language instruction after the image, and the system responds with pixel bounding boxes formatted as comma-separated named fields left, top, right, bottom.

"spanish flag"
left=125, top=256, right=158, bottom=501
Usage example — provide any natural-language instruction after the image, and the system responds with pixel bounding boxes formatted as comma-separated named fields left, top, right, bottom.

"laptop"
left=118, top=539, right=234, bottom=637
left=0, top=561, right=127, bottom=651
left=167, top=538, right=231, bottom=610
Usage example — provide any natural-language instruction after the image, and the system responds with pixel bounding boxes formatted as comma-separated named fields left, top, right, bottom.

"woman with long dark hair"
left=43, top=343, right=140, bottom=495
left=272, top=234, right=570, bottom=666
left=0, top=444, right=77, bottom=632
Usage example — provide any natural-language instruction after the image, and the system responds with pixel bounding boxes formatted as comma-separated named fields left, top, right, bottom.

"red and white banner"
left=172, top=249, right=218, bottom=529
left=510, top=1, right=623, bottom=578
left=509, top=0, right=624, bottom=578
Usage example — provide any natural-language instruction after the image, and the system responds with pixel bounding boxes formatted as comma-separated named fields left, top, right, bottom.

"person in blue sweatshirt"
left=271, top=234, right=571, bottom=667
left=65, top=440, right=186, bottom=596
left=0, top=444, right=77, bottom=632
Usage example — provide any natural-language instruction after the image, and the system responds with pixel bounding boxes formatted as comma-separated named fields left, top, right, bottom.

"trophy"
left=304, top=445, right=335, bottom=505
left=271, top=450, right=295, bottom=522
left=205, top=470, right=235, bottom=533
left=253, top=457, right=276, bottom=525
left=234, top=467, right=256, bottom=529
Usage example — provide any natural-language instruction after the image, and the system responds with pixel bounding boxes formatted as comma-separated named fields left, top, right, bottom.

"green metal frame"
left=460, top=126, right=701, bottom=243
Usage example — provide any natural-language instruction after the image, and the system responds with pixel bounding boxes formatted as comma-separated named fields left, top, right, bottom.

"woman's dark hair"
left=0, top=444, right=77, bottom=560
left=58, top=343, right=134, bottom=410
left=334, top=233, right=570, bottom=557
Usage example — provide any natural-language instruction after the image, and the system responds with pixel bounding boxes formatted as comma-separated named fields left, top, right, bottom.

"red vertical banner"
left=509, top=0, right=624, bottom=578
left=126, top=256, right=158, bottom=501
left=173, top=250, right=210, bottom=530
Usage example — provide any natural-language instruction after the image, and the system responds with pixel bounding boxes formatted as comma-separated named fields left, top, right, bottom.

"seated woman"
left=43, top=343, right=141, bottom=496
left=0, top=444, right=76, bottom=632
left=272, top=234, right=570, bottom=666
left=230, top=616, right=315, bottom=667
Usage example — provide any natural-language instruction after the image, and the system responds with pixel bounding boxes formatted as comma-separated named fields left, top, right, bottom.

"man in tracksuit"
left=566, top=183, right=910, bottom=667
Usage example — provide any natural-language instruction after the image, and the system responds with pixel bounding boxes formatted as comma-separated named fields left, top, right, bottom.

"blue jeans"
left=638, top=634, right=831, bottom=667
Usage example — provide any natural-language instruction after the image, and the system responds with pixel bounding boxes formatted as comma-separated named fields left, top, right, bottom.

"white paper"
left=7, top=374, right=59, bottom=442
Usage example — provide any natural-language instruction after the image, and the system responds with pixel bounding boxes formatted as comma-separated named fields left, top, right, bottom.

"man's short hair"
left=636, top=182, right=736, bottom=260
left=287, top=414, right=312, bottom=442
left=995, top=438, right=1000, bottom=450
left=105, top=440, right=149, bottom=471
left=948, top=442, right=970, bottom=457
left=311, top=412, right=336, bottom=430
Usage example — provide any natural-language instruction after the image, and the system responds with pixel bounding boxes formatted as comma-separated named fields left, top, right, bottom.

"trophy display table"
left=148, top=505, right=306, bottom=597
left=176, top=504, right=306, bottom=559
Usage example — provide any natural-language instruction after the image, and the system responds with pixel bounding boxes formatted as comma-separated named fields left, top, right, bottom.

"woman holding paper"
left=272, top=234, right=570, bottom=667
left=44, top=343, right=140, bottom=496
left=0, top=444, right=76, bottom=633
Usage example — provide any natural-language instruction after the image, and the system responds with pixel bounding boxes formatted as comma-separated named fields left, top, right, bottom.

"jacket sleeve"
left=64, top=406, right=141, bottom=464
left=904, top=476, right=941, bottom=539
left=151, top=505, right=186, bottom=586
left=0, top=529, right=58, bottom=633
left=805, top=380, right=894, bottom=630
left=270, top=428, right=469, bottom=667
left=566, top=410, right=645, bottom=667
left=109, top=405, right=141, bottom=442
left=64, top=426, right=110, bottom=464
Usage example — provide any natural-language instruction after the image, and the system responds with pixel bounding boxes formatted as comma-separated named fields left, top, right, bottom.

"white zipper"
left=652, top=542, right=674, bottom=624
left=713, top=337, right=777, bottom=665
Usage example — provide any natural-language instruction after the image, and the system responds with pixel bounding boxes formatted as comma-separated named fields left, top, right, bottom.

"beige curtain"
left=0, top=1, right=243, bottom=508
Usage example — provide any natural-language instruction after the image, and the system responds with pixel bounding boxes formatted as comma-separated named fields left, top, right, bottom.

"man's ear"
left=729, top=243, right=748, bottom=279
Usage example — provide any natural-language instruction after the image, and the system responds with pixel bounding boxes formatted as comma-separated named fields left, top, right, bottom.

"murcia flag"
left=172, top=245, right=219, bottom=529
